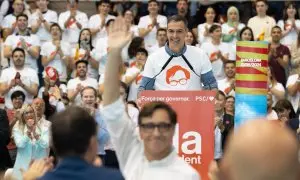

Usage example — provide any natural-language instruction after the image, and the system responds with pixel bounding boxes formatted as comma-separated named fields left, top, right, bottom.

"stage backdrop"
left=140, top=91, right=215, bottom=180
left=235, top=41, right=269, bottom=128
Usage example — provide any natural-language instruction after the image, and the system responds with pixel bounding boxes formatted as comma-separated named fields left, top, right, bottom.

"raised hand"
left=107, top=16, right=133, bottom=50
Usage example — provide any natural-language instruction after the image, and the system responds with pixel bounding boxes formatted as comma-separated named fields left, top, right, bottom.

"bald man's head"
left=220, top=120, right=300, bottom=180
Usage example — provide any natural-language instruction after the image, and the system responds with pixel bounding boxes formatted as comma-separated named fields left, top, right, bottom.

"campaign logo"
left=166, top=65, right=190, bottom=86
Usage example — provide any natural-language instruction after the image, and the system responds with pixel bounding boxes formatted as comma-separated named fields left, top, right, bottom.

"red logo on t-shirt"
left=166, top=65, right=190, bottom=86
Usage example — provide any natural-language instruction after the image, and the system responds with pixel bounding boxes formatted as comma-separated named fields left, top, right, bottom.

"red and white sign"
left=140, top=91, right=215, bottom=180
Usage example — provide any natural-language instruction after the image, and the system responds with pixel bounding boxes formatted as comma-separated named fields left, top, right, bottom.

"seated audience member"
left=89, top=0, right=115, bottom=47
left=101, top=16, right=200, bottom=180
left=215, top=120, right=300, bottom=180
left=277, top=2, right=300, bottom=50
left=214, top=91, right=234, bottom=160
left=247, top=0, right=276, bottom=41
left=138, top=0, right=167, bottom=51
left=12, top=104, right=50, bottom=179
left=148, top=28, right=167, bottom=54
left=127, top=48, right=148, bottom=101
left=38, top=67, right=67, bottom=114
left=238, top=26, right=254, bottom=41
left=201, top=24, right=231, bottom=80
left=222, top=6, right=245, bottom=46
left=266, top=92, right=278, bottom=121
left=217, top=61, right=235, bottom=96
left=67, top=60, right=98, bottom=105
left=6, top=91, right=25, bottom=165
left=40, top=106, right=123, bottom=180
left=197, top=6, right=217, bottom=45
left=58, top=0, right=88, bottom=47
left=0, top=108, right=12, bottom=171
left=274, top=99, right=300, bottom=134
left=41, top=23, right=71, bottom=84
left=1, top=0, right=24, bottom=40
left=80, top=87, right=109, bottom=162
left=0, top=48, right=39, bottom=110
left=4, top=14, right=40, bottom=70
left=225, top=96, right=235, bottom=116
left=71, top=28, right=99, bottom=80
left=268, top=26, right=290, bottom=87
left=30, top=0, right=58, bottom=45
left=185, top=30, right=198, bottom=46
left=286, top=71, right=300, bottom=115
left=267, top=67, right=285, bottom=106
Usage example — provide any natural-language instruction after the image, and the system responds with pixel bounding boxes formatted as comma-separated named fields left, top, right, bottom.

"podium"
left=140, top=91, right=215, bottom=180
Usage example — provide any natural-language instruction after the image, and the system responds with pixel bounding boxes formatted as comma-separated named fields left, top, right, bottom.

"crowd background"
left=0, top=0, right=300, bottom=179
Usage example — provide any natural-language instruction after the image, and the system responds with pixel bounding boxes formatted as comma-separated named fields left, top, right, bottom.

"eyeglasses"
left=139, top=123, right=174, bottom=133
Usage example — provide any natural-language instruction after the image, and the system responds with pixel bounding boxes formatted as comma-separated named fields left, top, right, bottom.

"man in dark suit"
left=40, top=106, right=123, bottom=180
left=0, top=108, right=12, bottom=170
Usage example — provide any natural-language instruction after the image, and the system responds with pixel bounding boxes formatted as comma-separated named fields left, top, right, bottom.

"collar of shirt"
left=164, top=43, right=187, bottom=57
left=143, top=147, right=177, bottom=167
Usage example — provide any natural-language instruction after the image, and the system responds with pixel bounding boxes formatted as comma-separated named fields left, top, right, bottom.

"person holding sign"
left=139, top=15, right=217, bottom=92
left=101, top=16, right=200, bottom=180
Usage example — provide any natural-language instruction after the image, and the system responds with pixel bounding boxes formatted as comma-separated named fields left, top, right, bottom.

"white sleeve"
left=142, top=54, right=155, bottom=78
left=67, top=79, right=75, bottom=90
left=4, top=35, right=13, bottom=46
left=200, top=50, right=212, bottom=74
left=50, top=11, right=58, bottom=23
left=198, top=24, right=206, bottom=44
left=31, top=35, right=41, bottom=47
left=58, top=13, right=66, bottom=30
left=159, top=16, right=167, bottom=28
left=79, top=13, right=88, bottom=29
left=0, top=69, right=8, bottom=83
left=40, top=43, right=48, bottom=56
left=138, top=17, right=146, bottom=29
left=100, top=98, right=141, bottom=171
left=277, top=20, right=284, bottom=30
left=62, top=43, right=71, bottom=56
left=0, top=0, right=9, bottom=21
left=88, top=15, right=97, bottom=29
left=30, top=71, right=39, bottom=85
left=286, top=74, right=298, bottom=88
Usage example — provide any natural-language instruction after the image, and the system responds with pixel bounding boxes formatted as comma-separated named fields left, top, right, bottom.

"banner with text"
left=140, top=91, right=215, bottom=180
left=235, top=41, right=268, bottom=128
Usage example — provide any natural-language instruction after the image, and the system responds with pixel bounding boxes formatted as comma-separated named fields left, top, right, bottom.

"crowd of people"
left=0, top=0, right=300, bottom=179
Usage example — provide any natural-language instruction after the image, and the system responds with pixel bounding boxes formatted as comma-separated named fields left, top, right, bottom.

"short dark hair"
left=11, top=90, right=25, bottom=101
left=255, top=0, right=267, bottom=5
left=148, top=0, right=159, bottom=5
left=105, top=19, right=115, bottom=27
left=274, top=100, right=296, bottom=119
left=209, top=24, right=221, bottom=33
left=156, top=28, right=167, bottom=36
left=50, top=106, right=97, bottom=157
left=50, top=23, right=62, bottom=32
left=80, top=86, right=97, bottom=98
left=68, top=0, right=79, bottom=3
left=216, top=90, right=226, bottom=99
left=177, top=0, right=188, bottom=3
left=271, top=25, right=282, bottom=32
left=75, top=60, right=88, bottom=67
left=12, top=47, right=25, bottom=57
left=226, top=95, right=235, bottom=101
left=138, top=102, right=177, bottom=125
left=16, top=13, right=28, bottom=21
left=167, top=15, right=188, bottom=28
left=224, top=60, right=235, bottom=67
left=135, top=47, right=148, bottom=57
left=98, top=0, right=111, bottom=6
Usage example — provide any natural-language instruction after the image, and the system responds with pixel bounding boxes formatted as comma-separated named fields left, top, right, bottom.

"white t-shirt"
left=247, top=16, right=276, bottom=41
left=286, top=74, right=300, bottom=112
left=88, top=14, right=116, bottom=46
left=138, top=15, right=167, bottom=50
left=197, top=23, right=216, bottom=45
left=29, top=10, right=58, bottom=42
left=0, top=67, right=39, bottom=109
left=130, top=25, right=139, bottom=37
left=143, top=45, right=212, bottom=90
left=126, top=66, right=142, bottom=101
left=94, top=37, right=128, bottom=75
left=217, top=78, right=235, bottom=96
left=67, top=77, right=98, bottom=105
left=5, top=34, right=41, bottom=69
left=70, top=47, right=98, bottom=79
left=1, top=14, right=18, bottom=34
left=201, top=42, right=231, bottom=80
left=40, top=41, right=71, bottom=82
left=58, top=10, right=88, bottom=44
left=277, top=19, right=300, bottom=49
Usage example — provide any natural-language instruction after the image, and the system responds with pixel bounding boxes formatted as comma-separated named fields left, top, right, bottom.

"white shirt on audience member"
left=67, top=77, right=98, bottom=105
left=138, top=15, right=167, bottom=50
left=88, top=14, right=115, bottom=46
left=286, top=74, right=300, bottom=113
left=58, top=10, right=88, bottom=45
left=101, top=98, right=200, bottom=180
left=0, top=67, right=39, bottom=109
left=4, top=33, right=40, bottom=69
